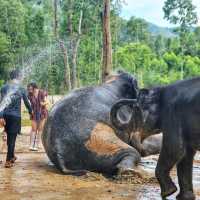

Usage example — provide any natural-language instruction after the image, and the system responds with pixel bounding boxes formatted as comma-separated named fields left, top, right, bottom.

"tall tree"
left=59, top=40, right=71, bottom=90
left=60, top=0, right=84, bottom=89
left=163, top=0, right=198, bottom=79
left=154, top=35, right=165, bottom=57
left=102, top=0, right=112, bottom=82
left=126, top=17, right=149, bottom=43
left=163, top=0, right=198, bottom=34
left=53, top=0, right=58, bottom=39
left=71, top=7, right=83, bottom=89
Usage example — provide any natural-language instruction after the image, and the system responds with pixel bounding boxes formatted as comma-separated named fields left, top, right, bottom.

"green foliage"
left=0, top=31, right=11, bottom=81
left=0, top=0, right=26, bottom=49
left=163, top=52, right=182, bottom=70
left=0, top=0, right=199, bottom=93
left=25, top=7, right=45, bottom=44
left=163, top=0, right=198, bottom=33
left=116, top=43, right=154, bottom=73
left=126, top=17, right=150, bottom=43
left=184, top=56, right=200, bottom=77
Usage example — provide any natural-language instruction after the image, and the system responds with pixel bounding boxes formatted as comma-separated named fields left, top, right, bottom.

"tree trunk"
left=102, top=0, right=112, bottom=83
left=59, top=40, right=71, bottom=91
left=71, top=9, right=83, bottom=89
left=67, top=0, right=73, bottom=35
left=66, top=0, right=74, bottom=87
left=53, top=0, right=58, bottom=39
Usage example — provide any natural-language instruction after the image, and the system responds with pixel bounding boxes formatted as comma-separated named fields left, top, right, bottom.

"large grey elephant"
left=42, top=71, right=161, bottom=176
left=110, top=77, right=200, bottom=200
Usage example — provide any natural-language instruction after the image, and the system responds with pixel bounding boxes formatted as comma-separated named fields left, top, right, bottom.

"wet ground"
left=0, top=127, right=200, bottom=200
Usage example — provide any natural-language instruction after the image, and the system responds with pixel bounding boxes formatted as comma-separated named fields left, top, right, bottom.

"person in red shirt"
left=27, top=82, right=48, bottom=151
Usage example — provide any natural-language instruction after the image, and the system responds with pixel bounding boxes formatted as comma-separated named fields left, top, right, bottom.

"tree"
left=0, top=32, right=11, bottom=81
left=126, top=17, right=149, bottom=43
left=59, top=40, right=71, bottom=90
left=60, top=0, right=85, bottom=89
left=116, top=43, right=154, bottom=74
left=154, top=35, right=165, bottom=57
left=102, top=0, right=112, bottom=82
left=24, top=7, right=45, bottom=45
left=194, top=27, right=200, bottom=42
left=163, top=0, right=198, bottom=79
left=53, top=0, right=58, bottom=39
left=0, top=0, right=26, bottom=51
left=163, top=0, right=198, bottom=34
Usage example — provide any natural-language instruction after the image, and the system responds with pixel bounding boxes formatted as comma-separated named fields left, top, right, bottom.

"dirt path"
left=0, top=153, right=159, bottom=200
left=0, top=128, right=199, bottom=200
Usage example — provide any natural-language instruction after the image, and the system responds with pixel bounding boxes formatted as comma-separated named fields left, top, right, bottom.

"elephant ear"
left=110, top=99, right=140, bottom=131
left=115, top=104, right=133, bottom=125
left=138, top=87, right=161, bottom=132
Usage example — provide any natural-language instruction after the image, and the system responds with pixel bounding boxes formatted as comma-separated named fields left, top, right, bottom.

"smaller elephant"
left=110, top=77, right=200, bottom=200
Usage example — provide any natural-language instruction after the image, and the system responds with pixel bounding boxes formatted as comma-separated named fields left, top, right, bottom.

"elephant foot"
left=161, top=181, right=177, bottom=198
left=118, top=168, right=142, bottom=179
left=176, top=191, right=195, bottom=200
left=116, top=168, right=145, bottom=184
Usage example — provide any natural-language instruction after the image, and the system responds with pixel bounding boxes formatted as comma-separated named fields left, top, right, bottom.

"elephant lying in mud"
left=42, top=71, right=161, bottom=176
left=111, top=77, right=200, bottom=200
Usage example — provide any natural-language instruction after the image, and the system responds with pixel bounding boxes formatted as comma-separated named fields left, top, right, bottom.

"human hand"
left=29, top=111, right=34, bottom=119
left=0, top=118, right=5, bottom=128
left=41, top=101, right=48, bottom=106
left=2, top=132, right=7, bottom=142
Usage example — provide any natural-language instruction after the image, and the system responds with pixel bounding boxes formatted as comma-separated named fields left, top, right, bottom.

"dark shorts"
left=4, top=115, right=21, bottom=134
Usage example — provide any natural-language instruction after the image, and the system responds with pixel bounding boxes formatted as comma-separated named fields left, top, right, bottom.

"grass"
left=22, top=118, right=31, bottom=126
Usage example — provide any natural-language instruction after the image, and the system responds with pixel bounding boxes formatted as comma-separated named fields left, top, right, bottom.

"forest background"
left=0, top=0, right=199, bottom=94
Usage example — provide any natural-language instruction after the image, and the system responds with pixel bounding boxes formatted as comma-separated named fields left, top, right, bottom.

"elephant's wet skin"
left=42, top=71, right=161, bottom=177
left=85, top=122, right=140, bottom=174
left=110, top=77, right=200, bottom=200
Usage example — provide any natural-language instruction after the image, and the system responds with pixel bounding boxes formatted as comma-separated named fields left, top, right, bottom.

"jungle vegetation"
left=0, top=0, right=199, bottom=93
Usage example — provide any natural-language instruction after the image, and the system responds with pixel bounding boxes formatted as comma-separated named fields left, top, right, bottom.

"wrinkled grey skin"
left=42, top=71, right=161, bottom=176
left=111, top=78, right=200, bottom=200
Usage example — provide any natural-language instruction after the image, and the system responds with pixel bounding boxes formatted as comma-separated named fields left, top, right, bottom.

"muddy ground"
left=0, top=127, right=200, bottom=200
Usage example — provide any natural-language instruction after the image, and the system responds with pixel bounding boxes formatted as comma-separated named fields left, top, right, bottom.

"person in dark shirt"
left=0, top=69, right=32, bottom=168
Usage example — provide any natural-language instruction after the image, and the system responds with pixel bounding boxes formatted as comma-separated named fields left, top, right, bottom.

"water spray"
left=0, top=40, right=65, bottom=114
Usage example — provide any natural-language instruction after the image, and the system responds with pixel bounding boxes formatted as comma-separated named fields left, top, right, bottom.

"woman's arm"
left=40, top=91, right=49, bottom=107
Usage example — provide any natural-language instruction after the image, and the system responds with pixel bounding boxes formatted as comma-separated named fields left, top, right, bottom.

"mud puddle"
left=139, top=155, right=200, bottom=199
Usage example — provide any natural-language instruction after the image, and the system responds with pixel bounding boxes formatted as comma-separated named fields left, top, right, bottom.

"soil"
left=0, top=127, right=199, bottom=200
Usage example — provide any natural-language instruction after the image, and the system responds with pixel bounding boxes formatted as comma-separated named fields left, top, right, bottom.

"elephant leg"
left=155, top=128, right=185, bottom=198
left=141, top=134, right=162, bottom=157
left=176, top=146, right=196, bottom=200
left=116, top=150, right=141, bottom=176
left=85, top=123, right=140, bottom=174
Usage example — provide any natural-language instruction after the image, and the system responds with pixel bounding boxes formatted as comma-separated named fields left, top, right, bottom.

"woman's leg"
left=36, top=119, right=46, bottom=149
left=29, top=120, right=38, bottom=150
left=38, top=118, right=46, bottom=132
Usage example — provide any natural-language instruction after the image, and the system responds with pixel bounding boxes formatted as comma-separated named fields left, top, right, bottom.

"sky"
left=121, top=0, right=200, bottom=27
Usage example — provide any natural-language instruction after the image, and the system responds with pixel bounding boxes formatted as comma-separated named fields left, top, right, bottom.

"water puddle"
left=136, top=154, right=200, bottom=200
